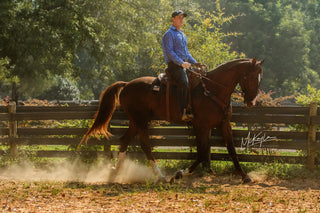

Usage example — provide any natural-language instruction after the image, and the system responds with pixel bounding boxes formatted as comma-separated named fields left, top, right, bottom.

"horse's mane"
left=207, top=58, right=251, bottom=75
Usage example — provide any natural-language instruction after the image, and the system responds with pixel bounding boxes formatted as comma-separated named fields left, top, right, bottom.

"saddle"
left=153, top=63, right=208, bottom=90
left=152, top=63, right=208, bottom=120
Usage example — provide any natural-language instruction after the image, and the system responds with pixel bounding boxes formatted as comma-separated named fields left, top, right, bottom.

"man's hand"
left=181, top=62, right=191, bottom=69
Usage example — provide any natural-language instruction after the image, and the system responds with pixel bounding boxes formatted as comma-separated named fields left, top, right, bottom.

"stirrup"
left=181, top=109, right=193, bottom=121
left=181, top=114, right=193, bottom=121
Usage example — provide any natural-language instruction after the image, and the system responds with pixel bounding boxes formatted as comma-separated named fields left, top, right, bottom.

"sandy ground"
left=0, top=160, right=319, bottom=212
left=0, top=173, right=319, bottom=212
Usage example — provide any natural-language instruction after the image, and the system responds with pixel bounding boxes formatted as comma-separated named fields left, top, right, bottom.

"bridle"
left=187, top=63, right=260, bottom=111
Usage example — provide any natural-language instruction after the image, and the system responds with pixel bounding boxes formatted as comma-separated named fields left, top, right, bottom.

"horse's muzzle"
left=244, top=96, right=257, bottom=107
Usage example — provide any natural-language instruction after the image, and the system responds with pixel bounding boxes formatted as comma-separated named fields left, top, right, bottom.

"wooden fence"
left=0, top=102, right=320, bottom=168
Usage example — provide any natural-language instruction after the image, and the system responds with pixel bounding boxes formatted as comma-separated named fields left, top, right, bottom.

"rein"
left=188, top=68, right=240, bottom=111
left=188, top=68, right=242, bottom=94
left=188, top=68, right=227, bottom=90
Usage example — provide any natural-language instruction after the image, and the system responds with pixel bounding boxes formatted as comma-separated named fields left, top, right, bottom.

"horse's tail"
left=78, top=81, right=127, bottom=147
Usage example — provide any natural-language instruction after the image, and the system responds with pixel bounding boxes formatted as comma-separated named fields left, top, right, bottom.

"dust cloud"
left=248, top=170, right=268, bottom=182
left=0, top=159, right=157, bottom=184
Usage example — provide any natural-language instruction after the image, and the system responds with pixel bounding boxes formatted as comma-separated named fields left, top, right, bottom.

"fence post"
left=8, top=101, right=18, bottom=158
left=307, top=102, right=317, bottom=170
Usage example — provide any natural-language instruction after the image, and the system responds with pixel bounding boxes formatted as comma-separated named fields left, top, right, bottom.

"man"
left=162, top=9, right=197, bottom=121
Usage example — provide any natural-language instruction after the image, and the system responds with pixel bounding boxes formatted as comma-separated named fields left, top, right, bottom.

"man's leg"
left=167, top=62, right=193, bottom=121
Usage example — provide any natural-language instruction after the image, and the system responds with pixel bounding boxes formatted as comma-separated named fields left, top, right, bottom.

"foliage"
left=20, top=99, right=56, bottom=107
left=0, top=145, right=47, bottom=168
left=0, top=0, right=109, bottom=99
left=296, top=84, right=320, bottom=106
left=2, top=0, right=320, bottom=100
left=0, top=0, right=243, bottom=100
left=294, top=84, right=320, bottom=132
left=208, top=0, right=320, bottom=96
left=186, top=6, right=245, bottom=68
left=36, top=77, right=80, bottom=101
left=232, top=89, right=295, bottom=132
left=232, top=89, right=295, bottom=106
left=0, top=57, right=16, bottom=97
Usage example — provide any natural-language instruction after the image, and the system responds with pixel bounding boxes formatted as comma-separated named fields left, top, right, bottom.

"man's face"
left=172, top=14, right=184, bottom=29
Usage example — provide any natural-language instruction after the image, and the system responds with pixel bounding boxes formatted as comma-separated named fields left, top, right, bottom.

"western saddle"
left=152, top=63, right=208, bottom=120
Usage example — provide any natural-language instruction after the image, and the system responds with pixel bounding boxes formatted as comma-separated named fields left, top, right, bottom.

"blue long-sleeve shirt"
left=162, top=26, right=197, bottom=66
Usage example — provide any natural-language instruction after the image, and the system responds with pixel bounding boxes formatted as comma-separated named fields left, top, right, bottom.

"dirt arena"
left=0, top=161, right=319, bottom=212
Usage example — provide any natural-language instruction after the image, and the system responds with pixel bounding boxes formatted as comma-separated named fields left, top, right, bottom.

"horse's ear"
left=260, top=59, right=265, bottom=66
left=252, top=57, right=257, bottom=66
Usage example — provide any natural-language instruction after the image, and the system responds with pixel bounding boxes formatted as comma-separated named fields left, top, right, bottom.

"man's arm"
left=186, top=50, right=197, bottom=64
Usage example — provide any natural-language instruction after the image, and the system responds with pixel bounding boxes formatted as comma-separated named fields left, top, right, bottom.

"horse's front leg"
left=221, top=121, right=252, bottom=183
left=170, top=128, right=211, bottom=183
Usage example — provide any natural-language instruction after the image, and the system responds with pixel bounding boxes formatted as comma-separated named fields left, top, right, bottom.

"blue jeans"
left=167, top=62, right=189, bottom=115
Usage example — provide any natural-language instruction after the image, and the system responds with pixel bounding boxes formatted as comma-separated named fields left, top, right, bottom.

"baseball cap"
left=172, top=10, right=187, bottom=18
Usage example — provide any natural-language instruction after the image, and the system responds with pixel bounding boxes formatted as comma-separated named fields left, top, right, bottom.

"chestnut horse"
left=80, top=58, right=264, bottom=183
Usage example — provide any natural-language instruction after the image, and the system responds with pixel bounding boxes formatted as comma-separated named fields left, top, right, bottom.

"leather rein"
left=187, top=67, right=241, bottom=112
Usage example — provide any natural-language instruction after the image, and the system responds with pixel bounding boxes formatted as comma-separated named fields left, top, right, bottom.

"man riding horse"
left=162, top=9, right=196, bottom=121
left=79, top=9, right=265, bottom=184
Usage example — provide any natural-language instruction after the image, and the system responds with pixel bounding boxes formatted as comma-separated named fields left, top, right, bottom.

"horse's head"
left=238, top=58, right=264, bottom=107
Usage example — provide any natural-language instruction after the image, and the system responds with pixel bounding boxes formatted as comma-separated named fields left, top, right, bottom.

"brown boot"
left=181, top=108, right=193, bottom=122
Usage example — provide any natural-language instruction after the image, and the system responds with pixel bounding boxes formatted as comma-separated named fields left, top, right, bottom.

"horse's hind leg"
left=115, top=123, right=137, bottom=170
left=170, top=128, right=211, bottom=183
left=187, top=128, right=212, bottom=172
left=138, top=127, right=166, bottom=182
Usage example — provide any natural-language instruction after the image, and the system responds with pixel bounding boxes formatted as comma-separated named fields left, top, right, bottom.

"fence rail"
left=0, top=102, right=320, bottom=168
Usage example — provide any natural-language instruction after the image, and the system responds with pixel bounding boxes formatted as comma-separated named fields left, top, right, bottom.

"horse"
left=79, top=57, right=264, bottom=183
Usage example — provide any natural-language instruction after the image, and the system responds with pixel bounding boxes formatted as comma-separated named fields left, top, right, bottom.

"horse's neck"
left=206, top=65, right=245, bottom=103
left=207, top=68, right=239, bottom=92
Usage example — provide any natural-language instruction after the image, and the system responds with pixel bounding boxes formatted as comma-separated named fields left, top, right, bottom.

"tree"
left=296, top=84, right=320, bottom=105
left=36, top=76, right=80, bottom=101
left=0, top=0, right=106, bottom=100
left=0, top=57, right=14, bottom=97
left=270, top=5, right=312, bottom=95
left=186, top=5, right=244, bottom=68
left=300, top=0, right=320, bottom=76
left=0, top=0, right=246, bottom=101
left=214, top=0, right=319, bottom=96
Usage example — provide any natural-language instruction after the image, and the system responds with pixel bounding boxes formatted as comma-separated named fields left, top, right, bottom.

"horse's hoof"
left=108, top=167, right=118, bottom=182
left=207, top=169, right=214, bottom=174
left=175, top=170, right=183, bottom=179
left=242, top=175, right=252, bottom=184
left=169, top=170, right=184, bottom=184
left=169, top=177, right=176, bottom=184
left=157, top=176, right=167, bottom=184
left=200, top=168, right=214, bottom=176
